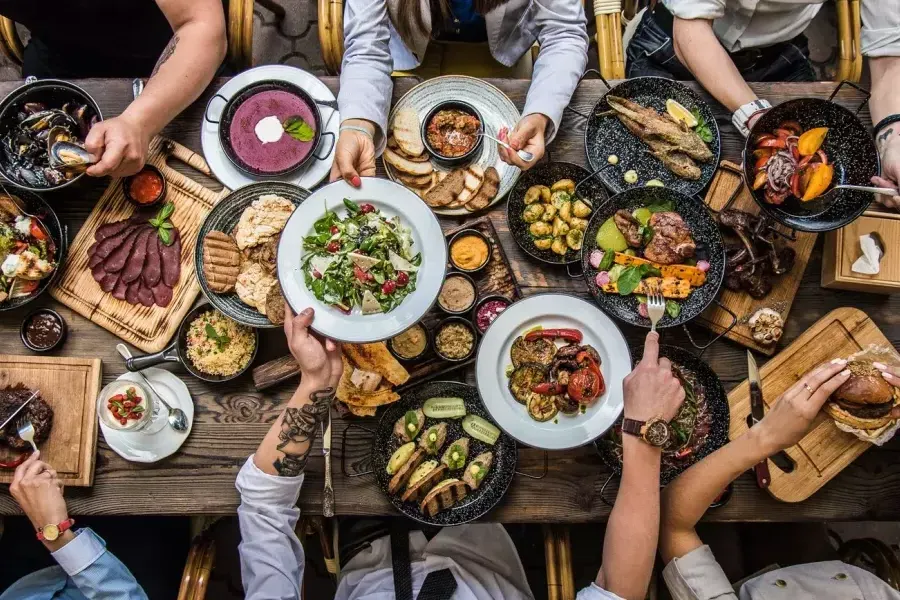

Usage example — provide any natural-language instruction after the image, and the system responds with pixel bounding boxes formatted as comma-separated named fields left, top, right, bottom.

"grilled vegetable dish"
left=506, top=327, right=605, bottom=422
left=751, top=123, right=833, bottom=204
left=0, top=194, right=56, bottom=305
left=387, top=399, right=499, bottom=518
left=302, top=199, right=421, bottom=315
left=521, top=178, right=592, bottom=256
left=588, top=200, right=708, bottom=319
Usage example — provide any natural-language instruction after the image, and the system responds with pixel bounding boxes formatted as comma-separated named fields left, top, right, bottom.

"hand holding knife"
left=747, top=351, right=794, bottom=489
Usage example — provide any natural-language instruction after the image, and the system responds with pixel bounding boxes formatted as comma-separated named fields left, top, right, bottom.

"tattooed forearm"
left=878, top=127, right=894, bottom=154
left=151, top=34, right=180, bottom=77
left=272, top=388, right=334, bottom=477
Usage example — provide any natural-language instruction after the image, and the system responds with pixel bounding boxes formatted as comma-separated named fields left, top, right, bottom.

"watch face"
left=42, top=524, right=60, bottom=541
left=644, top=420, right=670, bottom=447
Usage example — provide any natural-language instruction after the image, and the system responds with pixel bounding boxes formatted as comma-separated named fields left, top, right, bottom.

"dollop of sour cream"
left=254, top=115, right=284, bottom=144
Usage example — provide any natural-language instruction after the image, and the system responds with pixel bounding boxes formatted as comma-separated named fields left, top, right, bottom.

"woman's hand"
left=753, top=359, right=850, bottom=455
left=873, top=128, right=900, bottom=209
left=498, top=114, right=549, bottom=171
left=283, top=304, right=343, bottom=390
left=623, top=332, right=685, bottom=422
left=84, top=113, right=150, bottom=178
left=10, top=452, right=71, bottom=548
left=330, top=119, right=377, bottom=187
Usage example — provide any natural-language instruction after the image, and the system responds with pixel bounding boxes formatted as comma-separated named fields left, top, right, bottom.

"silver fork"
left=17, top=418, right=37, bottom=452
left=646, top=292, right=666, bottom=333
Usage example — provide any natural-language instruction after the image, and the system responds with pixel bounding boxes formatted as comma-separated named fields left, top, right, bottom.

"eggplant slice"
left=388, top=449, right=426, bottom=495
left=509, top=363, right=549, bottom=405
left=510, top=336, right=557, bottom=368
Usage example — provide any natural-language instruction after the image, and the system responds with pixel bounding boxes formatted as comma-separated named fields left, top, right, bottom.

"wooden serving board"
left=253, top=216, right=521, bottom=391
left=728, top=307, right=890, bottom=502
left=0, top=355, right=102, bottom=487
left=696, top=161, right=817, bottom=355
left=50, top=137, right=230, bottom=352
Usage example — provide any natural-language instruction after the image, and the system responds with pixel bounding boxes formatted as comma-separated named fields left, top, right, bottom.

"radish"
left=697, top=260, right=710, bottom=272
left=595, top=271, right=610, bottom=287
left=589, top=250, right=604, bottom=269
left=638, top=303, right=649, bottom=318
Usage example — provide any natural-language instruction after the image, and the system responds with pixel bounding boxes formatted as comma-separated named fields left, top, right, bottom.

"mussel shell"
left=49, top=141, right=93, bottom=168
left=46, top=126, right=72, bottom=154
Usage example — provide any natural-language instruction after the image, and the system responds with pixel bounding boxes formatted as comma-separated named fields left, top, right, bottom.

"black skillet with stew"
left=595, top=344, right=729, bottom=486
left=372, top=380, right=516, bottom=526
left=581, top=187, right=725, bottom=329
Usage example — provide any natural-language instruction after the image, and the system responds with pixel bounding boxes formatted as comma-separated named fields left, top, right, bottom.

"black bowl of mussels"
left=0, top=79, right=102, bottom=192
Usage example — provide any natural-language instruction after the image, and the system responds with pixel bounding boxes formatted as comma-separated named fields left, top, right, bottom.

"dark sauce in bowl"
left=21, top=309, right=65, bottom=351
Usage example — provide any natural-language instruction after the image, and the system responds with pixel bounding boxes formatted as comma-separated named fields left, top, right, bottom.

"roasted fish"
left=618, top=115, right=702, bottom=180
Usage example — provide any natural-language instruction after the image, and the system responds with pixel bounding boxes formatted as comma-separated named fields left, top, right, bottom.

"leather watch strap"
left=621, top=418, right=644, bottom=436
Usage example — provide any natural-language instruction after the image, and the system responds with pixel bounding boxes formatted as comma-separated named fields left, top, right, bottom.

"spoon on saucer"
left=477, top=132, right=534, bottom=163
left=116, top=344, right=188, bottom=433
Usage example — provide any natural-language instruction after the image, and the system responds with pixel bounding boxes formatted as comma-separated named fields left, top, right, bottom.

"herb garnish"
left=149, top=201, right=176, bottom=246
left=616, top=263, right=660, bottom=295
left=205, top=323, right=231, bottom=351
left=283, top=116, right=315, bottom=142
left=691, top=108, right=713, bottom=144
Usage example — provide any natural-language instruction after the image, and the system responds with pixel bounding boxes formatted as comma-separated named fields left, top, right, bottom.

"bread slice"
left=392, top=108, right=424, bottom=157
left=419, top=478, right=468, bottom=517
left=397, top=172, right=434, bottom=188
left=384, top=148, right=433, bottom=176
left=389, top=449, right=426, bottom=495
left=401, top=463, right=447, bottom=503
left=447, top=165, right=485, bottom=208
left=424, top=168, right=467, bottom=207
left=465, top=166, right=500, bottom=212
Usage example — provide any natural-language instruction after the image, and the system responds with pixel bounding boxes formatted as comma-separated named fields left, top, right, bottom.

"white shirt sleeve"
left=662, top=0, right=727, bottom=21
left=576, top=582, right=627, bottom=600
left=662, top=545, right=736, bottom=600
left=236, top=456, right=306, bottom=600
left=861, top=0, right=900, bottom=57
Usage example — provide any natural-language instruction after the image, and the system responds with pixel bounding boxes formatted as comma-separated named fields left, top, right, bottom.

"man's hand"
left=498, top=114, right=549, bottom=170
left=753, top=359, right=850, bottom=455
left=84, top=113, right=150, bottom=178
left=874, top=127, right=900, bottom=209
left=623, top=332, right=685, bottom=422
left=283, top=304, right=343, bottom=390
left=10, top=451, right=72, bottom=549
left=330, top=119, right=377, bottom=187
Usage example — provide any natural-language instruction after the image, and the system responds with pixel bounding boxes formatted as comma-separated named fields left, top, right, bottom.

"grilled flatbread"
left=343, top=343, right=410, bottom=386
left=420, top=478, right=469, bottom=517
left=337, top=356, right=401, bottom=407
left=465, top=166, right=499, bottom=212
left=392, top=108, right=424, bottom=157
left=347, top=404, right=377, bottom=417
left=202, top=231, right=241, bottom=293
left=424, top=168, right=467, bottom=207
left=265, top=283, right=286, bottom=325
left=384, top=148, right=433, bottom=176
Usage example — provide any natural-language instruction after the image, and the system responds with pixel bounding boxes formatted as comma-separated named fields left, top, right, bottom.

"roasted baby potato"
left=541, top=203, right=558, bottom=222
left=569, top=217, right=588, bottom=231
left=558, top=200, right=573, bottom=223
left=572, top=199, right=592, bottom=218
left=551, top=190, right=571, bottom=208
left=551, top=237, right=568, bottom=256
left=529, top=221, right=552, bottom=237
left=522, top=203, right=545, bottom=223
left=551, top=179, right=576, bottom=194
left=566, top=228, right=584, bottom=250
left=552, top=217, right=570, bottom=238
left=534, top=236, right=553, bottom=250
left=524, top=185, right=551, bottom=204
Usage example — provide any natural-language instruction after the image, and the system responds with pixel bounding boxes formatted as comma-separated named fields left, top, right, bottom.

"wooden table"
left=2, top=77, right=899, bottom=522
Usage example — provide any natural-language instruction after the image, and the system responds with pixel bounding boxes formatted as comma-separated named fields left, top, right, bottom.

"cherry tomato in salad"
left=326, top=241, right=340, bottom=253
left=382, top=280, right=396, bottom=294
left=360, top=203, right=376, bottom=214
left=29, top=221, right=47, bottom=240
left=396, top=272, right=409, bottom=286
left=353, top=265, right=372, bottom=283
left=330, top=225, right=340, bottom=234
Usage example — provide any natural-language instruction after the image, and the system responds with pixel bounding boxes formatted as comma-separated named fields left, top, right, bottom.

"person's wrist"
left=746, top=423, right=781, bottom=460
left=42, top=528, right=75, bottom=553
left=341, top=118, right=375, bottom=137
left=622, top=432, right=662, bottom=459
left=526, top=113, right=551, bottom=133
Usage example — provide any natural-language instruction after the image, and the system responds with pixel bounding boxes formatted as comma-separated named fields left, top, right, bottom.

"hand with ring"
left=753, top=359, right=852, bottom=455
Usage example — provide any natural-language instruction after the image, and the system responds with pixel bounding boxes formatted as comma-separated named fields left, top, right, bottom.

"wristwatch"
left=621, top=416, right=672, bottom=447
left=36, top=518, right=75, bottom=542
left=732, top=99, right=772, bottom=137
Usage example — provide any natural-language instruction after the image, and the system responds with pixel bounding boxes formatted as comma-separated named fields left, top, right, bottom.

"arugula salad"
left=302, top=199, right=421, bottom=314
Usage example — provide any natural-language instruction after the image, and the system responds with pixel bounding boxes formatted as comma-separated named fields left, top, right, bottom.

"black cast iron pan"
left=125, top=303, right=259, bottom=383
left=584, top=77, right=721, bottom=198
left=595, top=344, right=730, bottom=486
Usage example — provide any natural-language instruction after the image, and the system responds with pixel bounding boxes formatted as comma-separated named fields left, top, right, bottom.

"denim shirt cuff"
left=51, top=528, right=106, bottom=577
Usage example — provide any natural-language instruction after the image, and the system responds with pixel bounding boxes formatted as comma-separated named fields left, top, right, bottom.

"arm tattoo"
left=272, top=388, right=334, bottom=477
left=151, top=34, right=179, bottom=77
left=877, top=127, right=894, bottom=154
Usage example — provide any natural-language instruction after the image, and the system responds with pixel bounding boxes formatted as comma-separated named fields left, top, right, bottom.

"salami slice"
left=104, top=227, right=144, bottom=273
left=125, top=280, right=141, bottom=305
left=143, top=233, right=162, bottom=287
left=160, top=228, right=181, bottom=287
left=121, top=228, right=153, bottom=284
left=151, top=282, right=173, bottom=308
left=137, top=281, right=154, bottom=307
left=112, top=275, right=129, bottom=300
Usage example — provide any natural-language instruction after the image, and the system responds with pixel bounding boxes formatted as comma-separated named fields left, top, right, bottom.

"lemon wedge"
left=666, top=99, right=698, bottom=127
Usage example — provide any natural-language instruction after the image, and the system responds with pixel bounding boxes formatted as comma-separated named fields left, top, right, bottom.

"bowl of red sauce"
left=20, top=308, right=66, bottom=352
left=421, top=100, right=484, bottom=167
left=205, top=80, right=333, bottom=177
left=472, top=295, right=511, bottom=334
left=123, top=165, right=166, bottom=207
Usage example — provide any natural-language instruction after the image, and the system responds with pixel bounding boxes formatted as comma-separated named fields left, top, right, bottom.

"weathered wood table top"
left=1, top=77, right=898, bottom=522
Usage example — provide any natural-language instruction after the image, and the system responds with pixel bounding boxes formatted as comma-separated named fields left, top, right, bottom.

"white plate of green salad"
left=277, top=177, right=447, bottom=343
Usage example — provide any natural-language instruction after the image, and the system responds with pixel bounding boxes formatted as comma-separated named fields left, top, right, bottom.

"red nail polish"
left=351, top=175, right=361, bottom=187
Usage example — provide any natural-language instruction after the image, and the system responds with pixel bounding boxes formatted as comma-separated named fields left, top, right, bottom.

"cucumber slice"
left=423, top=397, right=467, bottom=419
left=386, top=442, right=416, bottom=475
left=462, top=414, right=501, bottom=445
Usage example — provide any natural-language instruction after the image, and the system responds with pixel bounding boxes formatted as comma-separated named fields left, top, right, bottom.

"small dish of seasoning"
left=438, top=272, right=477, bottom=314
left=389, top=322, right=430, bottom=361
left=449, top=229, right=492, bottom=273
left=20, top=308, right=66, bottom=352
left=433, top=317, right=477, bottom=362
left=473, top=295, right=511, bottom=333
left=123, top=165, right=167, bottom=207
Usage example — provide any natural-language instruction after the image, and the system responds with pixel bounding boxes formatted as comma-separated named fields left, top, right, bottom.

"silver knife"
left=747, top=351, right=794, bottom=474
left=0, top=390, right=38, bottom=432
left=322, top=411, right=334, bottom=517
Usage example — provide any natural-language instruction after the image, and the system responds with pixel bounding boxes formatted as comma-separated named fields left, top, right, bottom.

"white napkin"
left=851, top=234, right=884, bottom=275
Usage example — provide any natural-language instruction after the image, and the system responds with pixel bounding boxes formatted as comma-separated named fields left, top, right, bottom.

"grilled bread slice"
left=384, top=148, right=433, bottom=176
left=465, top=166, right=499, bottom=212
left=392, top=108, right=425, bottom=157
left=424, top=168, right=466, bottom=207
left=420, top=478, right=469, bottom=517
left=389, top=449, right=426, bottom=495
left=401, top=463, right=448, bottom=503
left=202, top=231, right=241, bottom=293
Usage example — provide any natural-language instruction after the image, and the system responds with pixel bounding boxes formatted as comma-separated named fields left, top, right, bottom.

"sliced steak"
left=99, top=270, right=121, bottom=293
left=143, top=233, right=162, bottom=287
left=93, top=222, right=143, bottom=260
left=160, top=228, right=181, bottom=287
left=0, top=389, right=53, bottom=450
left=121, top=228, right=153, bottom=284
left=112, top=275, right=129, bottom=300
left=91, top=262, right=106, bottom=283
left=151, top=282, right=173, bottom=307
left=137, top=281, right=154, bottom=307
left=104, top=227, right=145, bottom=273
left=95, top=218, right=132, bottom=241
left=125, top=280, right=141, bottom=305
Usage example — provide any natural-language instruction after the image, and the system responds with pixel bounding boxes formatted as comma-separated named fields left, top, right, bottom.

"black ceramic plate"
left=581, top=187, right=724, bottom=329
left=194, top=181, right=310, bottom=328
left=585, top=77, right=721, bottom=197
left=506, top=162, right=608, bottom=265
left=0, top=190, right=65, bottom=312
left=595, top=344, right=730, bottom=486
left=372, top=381, right=516, bottom=526
left=743, top=98, right=879, bottom=232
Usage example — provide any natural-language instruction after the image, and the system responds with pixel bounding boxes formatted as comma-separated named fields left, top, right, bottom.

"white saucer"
left=99, top=368, right=194, bottom=463
left=201, top=65, right=340, bottom=191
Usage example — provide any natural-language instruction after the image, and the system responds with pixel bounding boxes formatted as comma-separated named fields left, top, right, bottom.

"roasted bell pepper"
left=531, top=382, right=566, bottom=395
left=801, top=162, right=834, bottom=201
left=797, top=127, right=829, bottom=156
left=524, top=328, right=583, bottom=344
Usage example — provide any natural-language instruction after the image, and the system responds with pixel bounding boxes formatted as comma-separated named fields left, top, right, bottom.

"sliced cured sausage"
left=99, top=270, right=120, bottom=293
left=121, top=228, right=153, bottom=284
left=93, top=223, right=143, bottom=260
left=151, top=282, right=173, bottom=307
left=143, top=233, right=162, bottom=287
left=95, top=219, right=132, bottom=241
left=125, top=280, right=141, bottom=304
left=91, top=262, right=106, bottom=283
left=104, top=227, right=144, bottom=273
left=160, top=229, right=181, bottom=287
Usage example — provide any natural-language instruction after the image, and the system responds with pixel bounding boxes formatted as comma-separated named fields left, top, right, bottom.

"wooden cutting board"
left=697, top=161, right=818, bottom=355
left=728, top=307, right=891, bottom=502
left=50, top=137, right=230, bottom=352
left=0, top=355, right=102, bottom=487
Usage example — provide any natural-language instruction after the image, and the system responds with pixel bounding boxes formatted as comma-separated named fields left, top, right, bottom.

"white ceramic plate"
left=201, top=65, right=339, bottom=191
left=475, top=294, right=631, bottom=450
left=277, top=177, right=447, bottom=343
left=387, top=75, right=521, bottom=215
left=99, top=369, right=194, bottom=463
